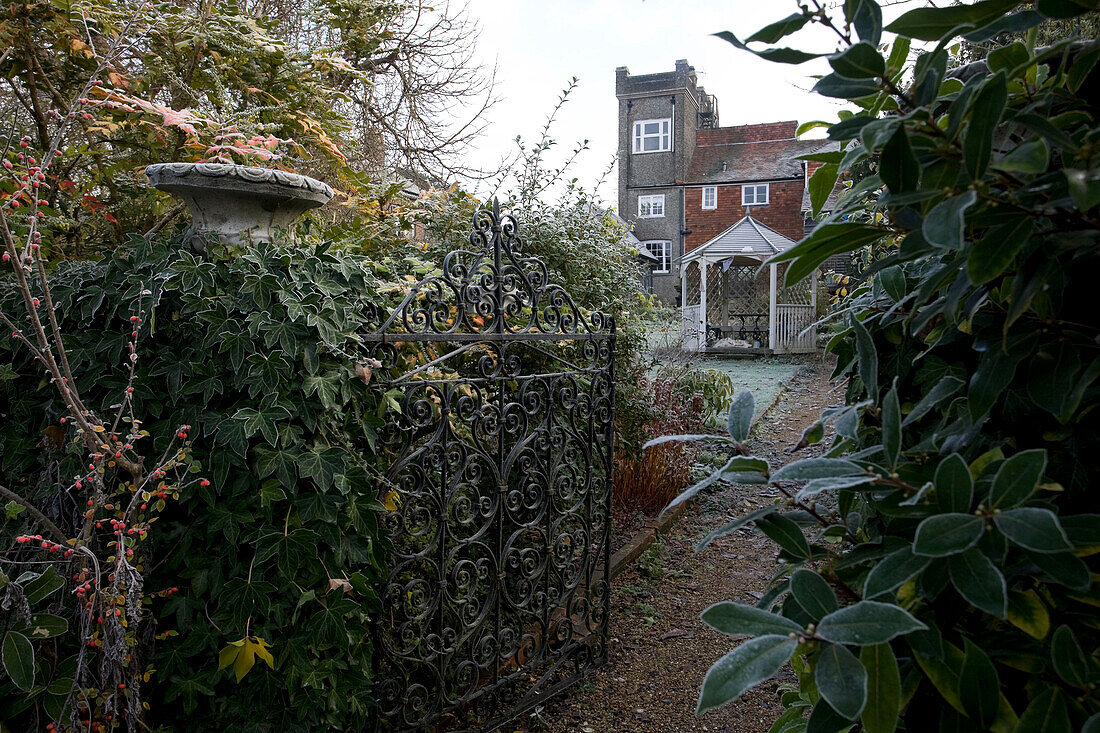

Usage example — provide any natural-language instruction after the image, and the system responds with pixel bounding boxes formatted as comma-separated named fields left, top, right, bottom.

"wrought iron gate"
left=361, top=201, right=615, bottom=731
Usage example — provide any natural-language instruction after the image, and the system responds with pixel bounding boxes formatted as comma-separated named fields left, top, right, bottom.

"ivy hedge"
left=661, top=2, right=1100, bottom=732
left=1, top=236, right=390, bottom=730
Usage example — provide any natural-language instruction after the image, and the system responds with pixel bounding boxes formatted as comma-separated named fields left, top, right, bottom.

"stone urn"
left=144, top=162, right=334, bottom=249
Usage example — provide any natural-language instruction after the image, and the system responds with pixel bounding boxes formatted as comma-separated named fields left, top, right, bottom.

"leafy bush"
left=664, top=2, right=1100, bottom=731
left=1, top=235, right=389, bottom=730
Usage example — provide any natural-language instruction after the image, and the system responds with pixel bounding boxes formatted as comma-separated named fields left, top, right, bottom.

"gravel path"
left=523, top=361, right=839, bottom=733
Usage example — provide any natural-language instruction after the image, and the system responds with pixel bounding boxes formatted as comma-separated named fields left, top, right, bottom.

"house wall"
left=684, top=179, right=806, bottom=251
left=695, top=121, right=798, bottom=145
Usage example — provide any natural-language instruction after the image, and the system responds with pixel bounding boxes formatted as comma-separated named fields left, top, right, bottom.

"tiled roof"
left=687, top=137, right=838, bottom=184
left=681, top=216, right=797, bottom=263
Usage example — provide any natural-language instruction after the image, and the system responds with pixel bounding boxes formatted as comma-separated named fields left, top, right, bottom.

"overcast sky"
left=459, top=0, right=920, bottom=202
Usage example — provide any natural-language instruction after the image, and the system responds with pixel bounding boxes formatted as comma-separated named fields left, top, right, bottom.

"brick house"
left=616, top=59, right=836, bottom=306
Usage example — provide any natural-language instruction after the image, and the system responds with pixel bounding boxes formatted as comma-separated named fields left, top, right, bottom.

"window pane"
left=644, top=122, right=660, bottom=134
left=643, top=137, right=659, bottom=151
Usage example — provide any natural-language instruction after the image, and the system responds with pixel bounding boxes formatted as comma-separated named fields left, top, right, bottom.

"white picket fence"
left=773, top=304, right=816, bottom=353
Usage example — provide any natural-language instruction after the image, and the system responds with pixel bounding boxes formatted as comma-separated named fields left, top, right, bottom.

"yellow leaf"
left=218, top=637, right=275, bottom=683
left=1006, top=590, right=1049, bottom=640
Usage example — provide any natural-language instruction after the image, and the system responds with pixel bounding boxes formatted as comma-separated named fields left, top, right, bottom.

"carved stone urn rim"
left=144, top=162, right=334, bottom=207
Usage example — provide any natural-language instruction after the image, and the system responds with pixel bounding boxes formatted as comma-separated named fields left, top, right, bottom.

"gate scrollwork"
left=361, top=200, right=614, bottom=731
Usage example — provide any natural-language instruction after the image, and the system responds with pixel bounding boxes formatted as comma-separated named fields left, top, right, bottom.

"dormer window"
left=633, top=118, right=672, bottom=153
left=742, top=183, right=769, bottom=205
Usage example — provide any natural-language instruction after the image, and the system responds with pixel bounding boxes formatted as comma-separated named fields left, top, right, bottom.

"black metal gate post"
left=361, top=200, right=614, bottom=731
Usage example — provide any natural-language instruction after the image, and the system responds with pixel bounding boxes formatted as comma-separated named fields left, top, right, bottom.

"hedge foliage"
left=673, top=2, right=1100, bottom=731
left=1, top=235, right=391, bottom=730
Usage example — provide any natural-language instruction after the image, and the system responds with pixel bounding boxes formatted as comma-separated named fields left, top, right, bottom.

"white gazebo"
left=680, top=216, right=817, bottom=353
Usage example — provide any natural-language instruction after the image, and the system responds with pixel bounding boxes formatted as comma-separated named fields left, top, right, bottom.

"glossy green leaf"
left=790, top=569, right=838, bottom=621
left=1014, top=688, right=1070, bottom=733
left=902, top=376, right=963, bottom=427
left=863, top=546, right=933, bottom=598
left=922, top=191, right=977, bottom=250
left=991, top=139, right=1049, bottom=175
left=959, top=639, right=999, bottom=729
left=772, top=458, right=865, bottom=482
left=816, top=643, right=867, bottom=720
left=880, top=127, right=919, bottom=195
left=1, top=631, right=34, bottom=691
left=988, top=449, right=1046, bottom=509
left=968, top=217, right=1034, bottom=285
left=817, top=601, right=927, bottom=646
left=829, top=42, right=885, bottom=79
left=23, top=567, right=64, bottom=605
left=850, top=0, right=883, bottom=46
left=809, top=163, right=839, bottom=217
left=851, top=315, right=878, bottom=397
left=695, top=506, right=779, bottom=551
left=19, top=614, right=69, bottom=640
left=697, top=635, right=798, bottom=713
left=861, top=643, right=900, bottom=733
left=1029, top=550, right=1091, bottom=592
left=884, top=0, right=1018, bottom=41
left=948, top=548, right=1007, bottom=618
left=806, top=698, right=852, bottom=733
left=1050, top=625, right=1091, bottom=687
left=701, top=602, right=803, bottom=637
left=769, top=223, right=887, bottom=286
left=993, top=508, right=1072, bottom=553
left=813, top=73, right=881, bottom=99
left=755, top=513, right=812, bottom=560
left=964, top=72, right=1007, bottom=180
left=934, top=454, right=973, bottom=514
left=913, top=514, right=984, bottom=557
left=713, top=31, right=825, bottom=65
left=882, top=385, right=901, bottom=470
left=796, top=474, right=879, bottom=501
left=746, top=12, right=811, bottom=43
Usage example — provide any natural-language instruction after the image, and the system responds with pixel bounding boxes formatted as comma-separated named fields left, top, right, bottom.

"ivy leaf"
left=913, top=513, right=984, bottom=557
left=253, top=445, right=300, bottom=489
left=233, top=402, right=291, bottom=446
left=697, top=635, right=797, bottom=713
left=1, top=631, right=34, bottom=691
left=299, top=447, right=345, bottom=491
left=218, top=636, right=275, bottom=683
left=948, top=548, right=1007, bottom=618
left=816, top=601, right=927, bottom=646
left=993, top=508, right=1072, bottom=553
left=988, top=449, right=1046, bottom=509
left=860, top=643, right=901, bottom=733
left=700, top=602, right=803, bottom=637
left=255, top=528, right=322, bottom=578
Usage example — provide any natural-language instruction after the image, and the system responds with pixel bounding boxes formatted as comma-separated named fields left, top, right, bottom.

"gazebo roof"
left=681, top=215, right=798, bottom=264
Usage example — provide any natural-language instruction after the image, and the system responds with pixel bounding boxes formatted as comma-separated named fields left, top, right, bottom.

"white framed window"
left=645, top=240, right=671, bottom=274
left=638, top=194, right=665, bottom=218
left=702, top=186, right=717, bottom=210
left=742, top=183, right=769, bottom=205
left=633, top=118, right=672, bottom=153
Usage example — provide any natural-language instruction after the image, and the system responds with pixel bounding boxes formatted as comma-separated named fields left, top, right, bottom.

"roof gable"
left=682, top=216, right=797, bottom=263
